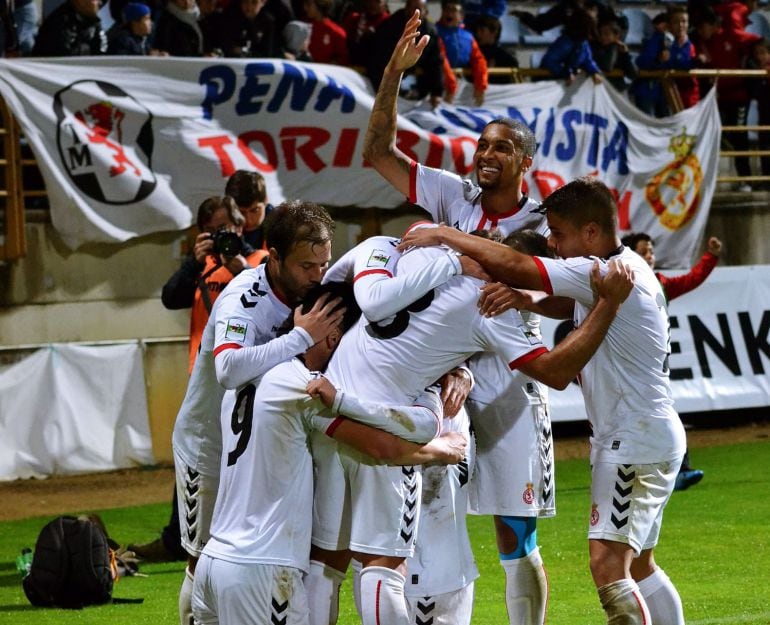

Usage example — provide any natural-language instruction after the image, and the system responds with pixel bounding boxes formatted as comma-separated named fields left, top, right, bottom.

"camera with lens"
left=211, top=227, right=243, bottom=258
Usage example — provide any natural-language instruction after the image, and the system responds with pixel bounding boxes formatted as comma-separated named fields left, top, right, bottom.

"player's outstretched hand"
left=385, top=10, right=430, bottom=76
left=707, top=236, right=722, bottom=256
left=478, top=282, right=529, bottom=317
left=459, top=255, right=490, bottom=281
left=438, top=368, right=473, bottom=417
left=592, top=259, right=634, bottom=307
left=307, top=375, right=337, bottom=409
left=397, top=224, right=448, bottom=251
left=430, top=431, right=468, bottom=465
left=294, top=293, right=345, bottom=344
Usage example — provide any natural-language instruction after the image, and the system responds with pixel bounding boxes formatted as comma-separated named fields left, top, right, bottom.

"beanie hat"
left=123, top=2, right=151, bottom=23
left=283, top=20, right=312, bottom=55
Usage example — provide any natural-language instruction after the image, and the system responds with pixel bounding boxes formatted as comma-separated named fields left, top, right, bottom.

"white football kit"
left=409, top=161, right=548, bottom=236
left=534, top=247, right=687, bottom=551
left=172, top=263, right=313, bottom=556
left=312, top=245, right=549, bottom=557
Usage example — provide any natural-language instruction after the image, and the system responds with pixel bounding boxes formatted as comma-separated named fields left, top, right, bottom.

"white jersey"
left=405, top=408, right=479, bottom=597
left=534, top=247, right=686, bottom=464
left=409, top=162, right=548, bottom=236
left=172, top=264, right=312, bottom=475
left=324, top=235, right=462, bottom=323
left=203, top=359, right=327, bottom=571
left=325, top=245, right=548, bottom=407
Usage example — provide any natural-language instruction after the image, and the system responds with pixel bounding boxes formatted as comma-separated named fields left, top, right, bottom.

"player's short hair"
left=196, top=196, right=244, bottom=231
left=224, top=170, right=267, bottom=208
left=301, top=281, right=362, bottom=334
left=621, top=231, right=653, bottom=251
left=541, top=176, right=618, bottom=234
left=503, top=229, right=553, bottom=257
left=483, top=118, right=537, bottom=159
left=263, top=200, right=335, bottom=259
left=469, top=227, right=505, bottom=243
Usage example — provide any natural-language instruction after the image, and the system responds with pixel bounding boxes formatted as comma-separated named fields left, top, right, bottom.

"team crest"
left=590, top=504, right=600, bottom=526
left=366, top=249, right=391, bottom=268
left=522, top=483, right=535, bottom=505
left=645, top=128, right=702, bottom=231
left=54, top=80, right=156, bottom=204
left=518, top=325, right=540, bottom=346
left=224, top=320, right=248, bottom=342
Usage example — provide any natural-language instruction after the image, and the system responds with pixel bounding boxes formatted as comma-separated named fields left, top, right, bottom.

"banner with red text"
left=0, top=58, right=719, bottom=265
left=541, top=265, right=770, bottom=422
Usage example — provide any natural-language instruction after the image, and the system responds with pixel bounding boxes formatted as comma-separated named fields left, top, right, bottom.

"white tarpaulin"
left=0, top=58, right=719, bottom=267
left=0, top=342, right=154, bottom=480
left=542, top=265, right=770, bottom=422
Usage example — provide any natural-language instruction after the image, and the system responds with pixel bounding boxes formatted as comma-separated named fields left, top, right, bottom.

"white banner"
left=0, top=58, right=719, bottom=266
left=0, top=343, right=154, bottom=480
left=542, top=265, right=770, bottom=422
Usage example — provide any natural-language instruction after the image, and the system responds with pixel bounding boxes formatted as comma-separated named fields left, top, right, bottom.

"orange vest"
left=188, top=249, right=268, bottom=372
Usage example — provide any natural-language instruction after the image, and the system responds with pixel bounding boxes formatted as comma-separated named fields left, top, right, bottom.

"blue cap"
left=123, top=2, right=151, bottom=22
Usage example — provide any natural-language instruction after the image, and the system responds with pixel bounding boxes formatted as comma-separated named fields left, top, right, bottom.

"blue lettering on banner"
left=198, top=62, right=356, bottom=120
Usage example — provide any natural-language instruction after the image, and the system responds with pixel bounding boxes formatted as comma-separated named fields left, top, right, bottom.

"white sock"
left=637, top=568, right=684, bottom=625
left=359, top=566, right=410, bottom=625
left=351, top=558, right=363, bottom=618
left=598, top=578, right=652, bottom=625
left=500, top=547, right=549, bottom=625
left=306, top=559, right=346, bottom=625
left=179, top=566, right=194, bottom=625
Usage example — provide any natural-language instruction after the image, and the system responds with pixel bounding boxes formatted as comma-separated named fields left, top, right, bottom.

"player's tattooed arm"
left=363, top=10, right=428, bottom=196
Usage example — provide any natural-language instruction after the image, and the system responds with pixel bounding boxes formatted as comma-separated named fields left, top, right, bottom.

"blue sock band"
left=499, top=516, right=537, bottom=560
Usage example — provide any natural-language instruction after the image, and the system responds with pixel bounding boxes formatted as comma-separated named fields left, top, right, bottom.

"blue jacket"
left=541, top=34, right=600, bottom=79
left=634, top=32, right=696, bottom=104
left=436, top=22, right=474, bottom=67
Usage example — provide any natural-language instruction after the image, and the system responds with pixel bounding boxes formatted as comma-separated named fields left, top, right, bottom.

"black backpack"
left=23, top=515, right=116, bottom=609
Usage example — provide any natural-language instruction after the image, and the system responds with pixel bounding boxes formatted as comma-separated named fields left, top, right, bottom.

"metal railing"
left=2, top=67, right=768, bottom=262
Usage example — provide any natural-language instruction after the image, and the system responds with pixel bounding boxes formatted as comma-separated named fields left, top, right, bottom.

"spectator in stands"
left=513, top=0, right=621, bottom=38
left=32, top=0, right=106, bottom=56
left=302, top=0, right=348, bottom=64
left=1, top=0, right=19, bottom=57
left=11, top=0, right=36, bottom=54
left=472, top=14, right=519, bottom=84
left=690, top=7, right=720, bottom=99
left=343, top=0, right=389, bottom=68
left=367, top=0, right=454, bottom=108
left=705, top=0, right=762, bottom=189
left=748, top=38, right=770, bottom=185
left=622, top=231, right=723, bottom=492
left=591, top=15, right=636, bottom=93
left=107, top=2, right=156, bottom=54
left=153, top=0, right=205, bottom=56
left=214, top=0, right=279, bottom=57
left=283, top=18, right=312, bottom=59
left=540, top=6, right=602, bottom=85
left=224, top=169, right=273, bottom=251
left=461, top=0, right=505, bottom=31
left=435, top=0, right=488, bottom=105
left=633, top=6, right=698, bottom=117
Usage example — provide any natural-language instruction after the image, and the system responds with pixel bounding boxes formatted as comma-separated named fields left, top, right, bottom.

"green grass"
left=1, top=439, right=768, bottom=624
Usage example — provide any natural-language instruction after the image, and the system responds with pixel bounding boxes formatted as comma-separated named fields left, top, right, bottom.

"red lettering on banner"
left=450, top=136, right=476, bottom=176
left=531, top=170, right=565, bottom=199
left=198, top=135, right=236, bottom=176
left=333, top=128, right=358, bottom=167
left=280, top=127, right=330, bottom=172
left=425, top=133, right=445, bottom=169
left=395, top=130, right=421, bottom=163
left=608, top=188, right=632, bottom=230
left=237, top=131, right=278, bottom=172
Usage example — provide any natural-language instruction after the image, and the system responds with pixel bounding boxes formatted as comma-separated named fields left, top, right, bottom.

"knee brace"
left=499, top=516, right=537, bottom=560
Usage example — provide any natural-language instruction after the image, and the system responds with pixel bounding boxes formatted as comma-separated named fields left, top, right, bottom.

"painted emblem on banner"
left=645, top=128, right=702, bottom=231
left=54, top=80, right=156, bottom=204
left=523, top=483, right=535, bottom=504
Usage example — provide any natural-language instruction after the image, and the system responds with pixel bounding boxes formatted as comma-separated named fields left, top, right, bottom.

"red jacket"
left=308, top=17, right=349, bottom=65
left=656, top=251, right=718, bottom=303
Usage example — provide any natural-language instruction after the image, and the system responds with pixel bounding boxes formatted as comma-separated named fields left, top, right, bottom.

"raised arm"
left=399, top=224, right=545, bottom=289
left=517, top=259, right=633, bottom=389
left=363, top=10, right=429, bottom=196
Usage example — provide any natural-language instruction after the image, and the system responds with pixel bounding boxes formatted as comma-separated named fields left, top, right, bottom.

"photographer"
left=161, top=196, right=268, bottom=373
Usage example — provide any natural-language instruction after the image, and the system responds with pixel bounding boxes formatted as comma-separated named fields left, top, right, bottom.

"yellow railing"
left=2, top=67, right=769, bottom=261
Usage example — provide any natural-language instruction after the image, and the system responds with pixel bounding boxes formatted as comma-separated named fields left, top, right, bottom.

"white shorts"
left=406, top=581, right=474, bottom=625
left=311, top=432, right=421, bottom=558
left=588, top=458, right=682, bottom=554
left=468, top=401, right=555, bottom=517
left=174, top=448, right=218, bottom=558
left=192, top=555, right=309, bottom=625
